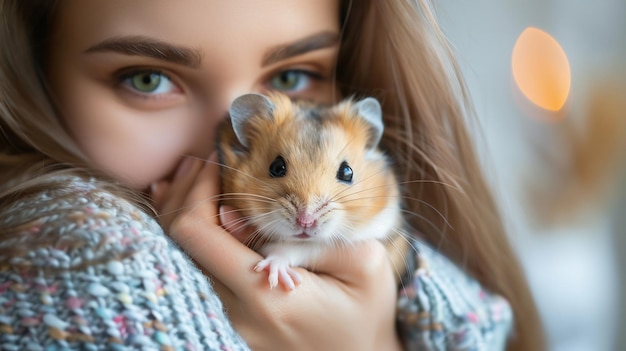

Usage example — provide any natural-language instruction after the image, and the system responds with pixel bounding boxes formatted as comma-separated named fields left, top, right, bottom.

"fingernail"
left=219, top=205, right=248, bottom=242
left=208, top=151, right=218, bottom=162
left=219, top=205, right=234, bottom=226
left=150, top=182, right=159, bottom=197
left=175, top=157, right=193, bottom=179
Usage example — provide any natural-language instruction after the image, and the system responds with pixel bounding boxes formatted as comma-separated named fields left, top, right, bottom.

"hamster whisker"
left=197, top=157, right=269, bottom=184
left=218, top=197, right=277, bottom=206
left=391, top=227, right=418, bottom=253
left=225, top=221, right=250, bottom=238
left=329, top=236, right=345, bottom=250
left=332, top=190, right=401, bottom=204
left=397, top=196, right=452, bottom=228
left=155, top=194, right=223, bottom=220
left=331, top=178, right=462, bottom=205
left=218, top=192, right=277, bottom=204
left=238, top=210, right=284, bottom=227
left=399, top=208, right=451, bottom=234
left=396, top=179, right=462, bottom=192
left=336, top=195, right=400, bottom=204
left=338, top=194, right=443, bottom=217
left=218, top=206, right=268, bottom=219
left=219, top=208, right=282, bottom=232
left=239, top=215, right=285, bottom=249
left=244, top=230, right=266, bottom=250
left=249, top=217, right=286, bottom=242
left=332, top=190, right=451, bottom=228
left=334, top=222, right=359, bottom=245
left=383, top=229, right=414, bottom=290
left=330, top=138, right=357, bottom=170
left=329, top=168, right=391, bottom=200
left=219, top=214, right=254, bottom=237
left=337, top=204, right=444, bottom=239
left=329, top=232, right=353, bottom=250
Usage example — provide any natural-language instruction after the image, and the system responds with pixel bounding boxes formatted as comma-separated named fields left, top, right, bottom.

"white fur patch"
left=354, top=202, right=401, bottom=241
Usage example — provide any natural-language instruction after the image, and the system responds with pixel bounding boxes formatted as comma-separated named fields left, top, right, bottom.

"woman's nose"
left=187, top=86, right=262, bottom=157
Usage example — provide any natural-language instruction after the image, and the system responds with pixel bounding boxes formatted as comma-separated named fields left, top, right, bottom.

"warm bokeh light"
left=512, top=27, right=571, bottom=112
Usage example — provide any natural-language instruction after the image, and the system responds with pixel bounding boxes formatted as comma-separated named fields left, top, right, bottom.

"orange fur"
left=217, top=93, right=408, bottom=279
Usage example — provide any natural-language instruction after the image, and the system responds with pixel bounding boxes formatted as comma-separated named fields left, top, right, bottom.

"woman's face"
left=47, top=0, right=339, bottom=189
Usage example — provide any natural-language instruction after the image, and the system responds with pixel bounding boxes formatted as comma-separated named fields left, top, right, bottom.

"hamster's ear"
left=351, top=97, right=383, bottom=148
left=229, top=93, right=275, bottom=147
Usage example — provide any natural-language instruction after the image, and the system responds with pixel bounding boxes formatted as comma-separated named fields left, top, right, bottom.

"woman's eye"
left=269, top=70, right=318, bottom=92
left=120, top=70, right=176, bottom=95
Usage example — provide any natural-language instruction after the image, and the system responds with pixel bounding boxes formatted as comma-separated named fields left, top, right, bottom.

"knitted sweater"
left=0, top=176, right=512, bottom=350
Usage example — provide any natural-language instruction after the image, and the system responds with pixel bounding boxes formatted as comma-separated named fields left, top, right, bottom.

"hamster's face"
left=219, top=99, right=401, bottom=246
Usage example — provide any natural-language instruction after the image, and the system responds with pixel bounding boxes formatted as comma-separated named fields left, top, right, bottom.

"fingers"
left=219, top=205, right=252, bottom=243
left=156, top=154, right=390, bottom=301
left=150, top=180, right=169, bottom=211
left=178, top=153, right=220, bottom=212
left=164, top=156, right=266, bottom=296
left=152, top=156, right=205, bottom=230
left=156, top=154, right=400, bottom=351
left=151, top=155, right=280, bottom=298
left=312, top=240, right=392, bottom=287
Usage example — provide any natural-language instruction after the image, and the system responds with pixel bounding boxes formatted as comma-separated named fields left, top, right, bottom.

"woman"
left=0, top=1, right=545, bottom=349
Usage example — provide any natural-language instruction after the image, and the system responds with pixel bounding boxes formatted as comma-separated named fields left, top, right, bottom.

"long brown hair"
left=0, top=0, right=148, bottom=256
left=338, top=1, right=546, bottom=350
left=0, top=0, right=545, bottom=349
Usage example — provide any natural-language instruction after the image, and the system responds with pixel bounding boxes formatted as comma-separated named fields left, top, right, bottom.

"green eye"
left=131, top=72, right=162, bottom=93
left=121, top=70, right=175, bottom=95
left=270, top=70, right=310, bottom=91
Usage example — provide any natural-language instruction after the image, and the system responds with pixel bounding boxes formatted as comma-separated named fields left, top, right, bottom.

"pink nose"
left=296, top=212, right=317, bottom=228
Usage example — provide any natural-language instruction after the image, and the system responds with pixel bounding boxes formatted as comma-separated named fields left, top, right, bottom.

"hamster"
left=217, top=92, right=407, bottom=290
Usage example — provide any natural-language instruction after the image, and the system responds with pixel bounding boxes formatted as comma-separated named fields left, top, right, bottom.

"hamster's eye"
left=336, top=161, right=353, bottom=183
left=269, top=156, right=287, bottom=178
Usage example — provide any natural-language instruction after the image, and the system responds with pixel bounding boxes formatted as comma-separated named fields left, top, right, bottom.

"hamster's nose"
left=296, top=211, right=317, bottom=229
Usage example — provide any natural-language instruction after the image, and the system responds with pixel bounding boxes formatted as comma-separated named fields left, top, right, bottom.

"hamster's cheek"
left=310, top=209, right=343, bottom=239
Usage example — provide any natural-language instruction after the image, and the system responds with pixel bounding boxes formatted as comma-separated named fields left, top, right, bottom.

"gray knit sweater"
left=0, top=176, right=512, bottom=350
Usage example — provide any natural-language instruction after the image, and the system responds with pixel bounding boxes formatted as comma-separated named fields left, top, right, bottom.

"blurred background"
left=436, top=0, right=626, bottom=350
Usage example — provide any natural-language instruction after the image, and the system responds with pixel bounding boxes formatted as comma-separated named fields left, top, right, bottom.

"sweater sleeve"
left=396, top=238, right=514, bottom=351
left=0, top=177, right=250, bottom=351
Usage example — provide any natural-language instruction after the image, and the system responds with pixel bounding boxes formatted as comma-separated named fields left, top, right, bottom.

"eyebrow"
left=84, top=35, right=203, bottom=68
left=262, top=31, right=339, bottom=67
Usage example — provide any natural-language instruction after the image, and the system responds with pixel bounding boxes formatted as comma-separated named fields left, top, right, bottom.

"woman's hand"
left=151, top=155, right=403, bottom=351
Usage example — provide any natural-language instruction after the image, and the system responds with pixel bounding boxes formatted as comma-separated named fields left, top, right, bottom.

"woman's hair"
left=0, top=0, right=545, bottom=349
left=338, top=1, right=545, bottom=350
left=0, top=1, right=79, bottom=174
left=0, top=0, right=149, bottom=257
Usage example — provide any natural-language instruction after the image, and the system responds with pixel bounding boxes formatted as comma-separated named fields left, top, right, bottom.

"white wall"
left=436, top=1, right=626, bottom=350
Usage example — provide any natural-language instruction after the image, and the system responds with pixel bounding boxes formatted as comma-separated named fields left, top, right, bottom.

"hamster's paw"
left=254, top=256, right=302, bottom=290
